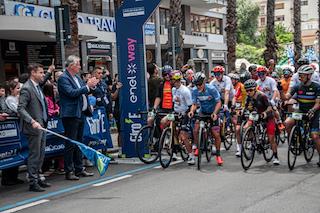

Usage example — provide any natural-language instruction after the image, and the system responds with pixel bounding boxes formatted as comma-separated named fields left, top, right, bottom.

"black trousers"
left=62, top=117, right=84, bottom=174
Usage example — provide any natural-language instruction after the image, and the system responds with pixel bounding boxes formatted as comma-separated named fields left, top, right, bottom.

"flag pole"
left=39, top=127, right=69, bottom=141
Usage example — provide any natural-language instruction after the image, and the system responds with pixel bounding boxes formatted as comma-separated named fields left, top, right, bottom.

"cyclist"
left=284, top=65, right=320, bottom=166
left=248, top=65, right=258, bottom=81
left=160, top=70, right=195, bottom=165
left=243, top=79, right=280, bottom=165
left=256, top=66, right=284, bottom=130
left=188, top=72, right=223, bottom=165
left=280, top=67, right=292, bottom=99
left=289, top=58, right=320, bottom=93
left=230, top=73, right=247, bottom=156
left=210, top=66, right=235, bottom=110
left=185, top=69, right=194, bottom=88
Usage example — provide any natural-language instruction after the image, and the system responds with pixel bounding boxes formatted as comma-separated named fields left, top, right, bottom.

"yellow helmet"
left=171, top=70, right=183, bottom=80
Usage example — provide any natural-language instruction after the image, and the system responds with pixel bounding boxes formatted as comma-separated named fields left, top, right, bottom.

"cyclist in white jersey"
left=161, top=70, right=195, bottom=165
left=209, top=66, right=235, bottom=110
left=256, top=66, right=279, bottom=105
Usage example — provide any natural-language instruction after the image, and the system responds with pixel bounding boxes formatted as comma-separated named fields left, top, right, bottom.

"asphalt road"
left=1, top=143, right=320, bottom=213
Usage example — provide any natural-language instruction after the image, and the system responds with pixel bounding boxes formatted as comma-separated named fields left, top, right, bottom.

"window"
left=260, top=5, right=266, bottom=15
left=260, top=17, right=266, bottom=26
left=275, top=15, right=285, bottom=22
left=191, top=14, right=222, bottom=34
left=275, top=3, right=284, bottom=9
left=301, top=14, right=308, bottom=21
left=301, top=0, right=308, bottom=6
left=200, top=16, right=206, bottom=33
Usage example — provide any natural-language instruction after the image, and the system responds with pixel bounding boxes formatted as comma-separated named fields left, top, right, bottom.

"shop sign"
left=1, top=40, right=25, bottom=60
left=4, top=0, right=116, bottom=32
left=144, top=22, right=155, bottom=35
left=87, top=42, right=112, bottom=56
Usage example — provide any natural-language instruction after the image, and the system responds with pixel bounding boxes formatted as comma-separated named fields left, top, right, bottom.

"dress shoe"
left=65, top=172, right=80, bottom=180
left=39, top=181, right=51, bottom=188
left=75, top=170, right=94, bottom=177
left=29, top=183, right=45, bottom=192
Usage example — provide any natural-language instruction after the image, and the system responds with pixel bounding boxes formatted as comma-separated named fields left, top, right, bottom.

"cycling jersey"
left=234, top=82, right=247, bottom=107
left=290, top=82, right=320, bottom=113
left=192, top=84, right=221, bottom=114
left=245, top=91, right=275, bottom=135
left=157, top=81, right=173, bottom=110
left=210, top=75, right=235, bottom=102
left=280, top=78, right=291, bottom=94
left=172, top=84, right=193, bottom=114
left=256, top=76, right=278, bottom=101
left=289, top=72, right=320, bottom=89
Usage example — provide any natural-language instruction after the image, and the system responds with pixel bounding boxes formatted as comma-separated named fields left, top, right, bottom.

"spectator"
left=43, top=83, right=59, bottom=117
left=0, top=83, right=24, bottom=186
left=19, top=73, right=30, bottom=85
left=147, top=64, right=161, bottom=108
left=111, top=79, right=123, bottom=157
left=103, top=69, right=113, bottom=89
left=80, top=70, right=91, bottom=83
left=5, top=79, right=20, bottom=113
left=58, top=55, right=98, bottom=180
left=17, top=63, right=51, bottom=192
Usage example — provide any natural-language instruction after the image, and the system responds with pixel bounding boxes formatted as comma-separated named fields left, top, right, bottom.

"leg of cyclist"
left=284, top=117, right=295, bottom=138
left=179, top=130, right=194, bottom=165
left=310, top=112, right=320, bottom=166
left=192, top=120, right=200, bottom=156
left=211, top=125, right=223, bottom=165
left=233, top=114, right=241, bottom=157
left=267, top=118, right=279, bottom=165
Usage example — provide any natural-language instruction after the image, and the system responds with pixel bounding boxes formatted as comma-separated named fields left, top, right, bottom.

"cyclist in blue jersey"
left=188, top=72, right=223, bottom=165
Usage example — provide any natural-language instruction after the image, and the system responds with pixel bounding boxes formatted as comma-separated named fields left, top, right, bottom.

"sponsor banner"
left=0, top=107, right=112, bottom=169
left=116, top=0, right=161, bottom=157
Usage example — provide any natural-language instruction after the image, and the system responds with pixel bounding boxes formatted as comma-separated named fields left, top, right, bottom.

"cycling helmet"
left=283, top=67, right=293, bottom=76
left=297, top=65, right=314, bottom=75
left=162, top=65, right=173, bottom=76
left=212, top=65, right=225, bottom=73
left=186, top=69, right=194, bottom=76
left=256, top=66, right=268, bottom=73
left=248, top=65, right=257, bottom=73
left=271, top=72, right=279, bottom=79
left=297, top=57, right=310, bottom=67
left=244, top=79, right=257, bottom=90
left=193, top=72, right=206, bottom=85
left=229, top=73, right=240, bottom=81
left=171, top=70, right=183, bottom=80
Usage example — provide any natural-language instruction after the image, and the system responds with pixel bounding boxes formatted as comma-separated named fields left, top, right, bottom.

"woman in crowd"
left=5, top=79, right=21, bottom=113
left=43, top=82, right=60, bottom=117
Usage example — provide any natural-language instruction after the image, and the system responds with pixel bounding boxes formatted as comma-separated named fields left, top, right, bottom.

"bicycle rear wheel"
left=304, top=134, right=314, bottom=162
left=159, top=127, right=174, bottom=168
left=223, top=123, right=234, bottom=150
left=135, top=125, right=159, bottom=164
left=197, top=128, right=204, bottom=170
left=287, top=126, right=299, bottom=170
left=241, top=127, right=255, bottom=170
left=262, top=129, right=273, bottom=162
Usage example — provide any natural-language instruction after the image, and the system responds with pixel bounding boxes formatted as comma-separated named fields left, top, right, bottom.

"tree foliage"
left=236, top=0, right=260, bottom=44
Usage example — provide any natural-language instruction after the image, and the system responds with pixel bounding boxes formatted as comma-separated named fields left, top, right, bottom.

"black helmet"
left=244, top=79, right=257, bottom=90
left=283, top=67, right=293, bottom=76
left=297, top=58, right=310, bottom=67
left=248, top=65, right=257, bottom=73
left=193, top=72, right=206, bottom=85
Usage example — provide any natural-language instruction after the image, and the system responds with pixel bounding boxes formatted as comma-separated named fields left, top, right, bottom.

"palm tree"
left=225, top=0, right=237, bottom=73
left=263, top=0, right=278, bottom=65
left=62, top=0, right=80, bottom=57
left=293, top=0, right=302, bottom=67
left=169, top=0, right=184, bottom=69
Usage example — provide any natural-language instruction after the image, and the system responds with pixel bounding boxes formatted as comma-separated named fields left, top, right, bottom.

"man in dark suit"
left=18, top=63, right=51, bottom=192
left=58, top=55, right=98, bottom=180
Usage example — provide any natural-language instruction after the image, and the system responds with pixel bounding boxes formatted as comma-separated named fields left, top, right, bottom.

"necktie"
left=36, top=85, right=47, bottom=122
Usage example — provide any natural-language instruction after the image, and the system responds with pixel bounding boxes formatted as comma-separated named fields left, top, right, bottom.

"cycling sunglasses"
left=246, top=88, right=255, bottom=93
left=257, top=72, right=266, bottom=77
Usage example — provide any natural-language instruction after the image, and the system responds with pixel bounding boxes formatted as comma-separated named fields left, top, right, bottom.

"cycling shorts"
left=199, top=112, right=220, bottom=131
left=310, top=111, right=320, bottom=134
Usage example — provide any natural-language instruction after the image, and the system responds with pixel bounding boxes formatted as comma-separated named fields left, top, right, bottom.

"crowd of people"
left=0, top=56, right=123, bottom=191
left=146, top=58, right=320, bottom=167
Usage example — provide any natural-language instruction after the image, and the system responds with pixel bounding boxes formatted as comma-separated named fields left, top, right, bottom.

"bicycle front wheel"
left=135, top=125, right=159, bottom=164
left=261, top=129, right=273, bottom=162
left=287, top=126, right=299, bottom=170
left=205, top=134, right=213, bottom=162
left=241, top=127, right=256, bottom=170
left=197, top=127, right=204, bottom=170
left=159, top=127, right=174, bottom=168
left=223, top=123, right=234, bottom=150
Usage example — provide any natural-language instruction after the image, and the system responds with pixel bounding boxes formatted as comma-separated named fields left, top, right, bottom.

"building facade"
left=0, top=0, right=227, bottom=81
left=253, top=0, right=319, bottom=53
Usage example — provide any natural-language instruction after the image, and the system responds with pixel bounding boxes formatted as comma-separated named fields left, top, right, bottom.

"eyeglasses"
left=214, top=72, right=222, bottom=76
left=246, top=89, right=255, bottom=93
left=257, top=72, right=266, bottom=76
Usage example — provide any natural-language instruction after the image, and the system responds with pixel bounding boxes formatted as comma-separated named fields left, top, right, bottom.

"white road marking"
left=154, top=160, right=184, bottom=169
left=92, top=175, right=132, bottom=187
left=1, top=199, right=49, bottom=213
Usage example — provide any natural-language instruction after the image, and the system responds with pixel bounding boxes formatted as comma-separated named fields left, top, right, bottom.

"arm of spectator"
left=57, top=75, right=90, bottom=98
left=39, top=65, right=55, bottom=87
left=5, top=97, right=18, bottom=113
left=17, top=87, right=33, bottom=124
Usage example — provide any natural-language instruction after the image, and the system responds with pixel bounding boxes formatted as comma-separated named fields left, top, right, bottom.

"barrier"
left=0, top=107, right=113, bottom=170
